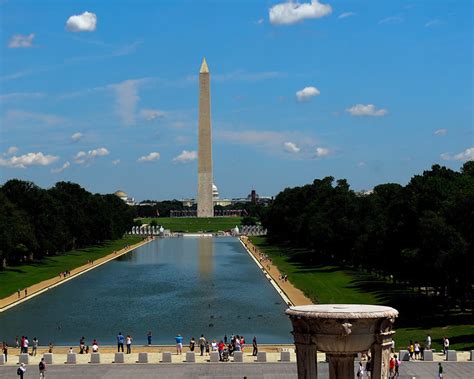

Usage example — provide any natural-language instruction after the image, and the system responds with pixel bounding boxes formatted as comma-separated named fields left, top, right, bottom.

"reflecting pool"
left=0, top=237, right=292, bottom=345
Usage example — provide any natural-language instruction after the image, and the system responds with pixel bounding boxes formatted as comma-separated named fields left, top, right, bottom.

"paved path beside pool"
left=0, top=238, right=153, bottom=312
left=240, top=236, right=312, bottom=306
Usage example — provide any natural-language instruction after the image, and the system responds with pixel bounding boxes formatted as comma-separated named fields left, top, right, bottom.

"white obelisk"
left=197, top=58, right=214, bottom=218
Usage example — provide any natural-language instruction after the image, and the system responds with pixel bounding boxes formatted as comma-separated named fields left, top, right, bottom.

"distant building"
left=114, top=190, right=136, bottom=206
left=180, top=186, right=272, bottom=208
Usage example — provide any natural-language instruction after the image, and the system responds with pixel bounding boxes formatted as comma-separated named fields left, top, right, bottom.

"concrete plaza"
left=1, top=362, right=473, bottom=378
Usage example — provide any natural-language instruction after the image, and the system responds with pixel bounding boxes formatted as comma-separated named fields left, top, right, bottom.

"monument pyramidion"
left=197, top=58, right=214, bottom=218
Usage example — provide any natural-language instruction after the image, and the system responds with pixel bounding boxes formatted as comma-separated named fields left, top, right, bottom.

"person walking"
left=389, top=356, right=395, bottom=378
left=365, top=356, right=372, bottom=378
left=117, top=332, right=124, bottom=352
left=126, top=335, right=132, bottom=354
left=32, top=337, right=38, bottom=356
left=147, top=331, right=152, bottom=346
left=356, top=361, right=364, bottom=378
left=443, top=336, right=449, bottom=355
left=79, top=337, right=85, bottom=354
left=252, top=336, right=258, bottom=356
left=23, top=336, right=29, bottom=355
left=17, top=363, right=26, bottom=378
left=189, top=337, right=196, bottom=352
left=438, top=362, right=444, bottom=378
left=39, top=357, right=46, bottom=378
left=199, top=335, right=206, bottom=356
left=175, top=334, right=183, bottom=355
left=414, top=341, right=420, bottom=360
left=2, top=343, right=7, bottom=362
left=394, top=354, right=400, bottom=378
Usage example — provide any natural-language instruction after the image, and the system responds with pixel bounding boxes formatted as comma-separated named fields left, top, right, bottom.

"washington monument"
left=197, top=58, right=214, bottom=217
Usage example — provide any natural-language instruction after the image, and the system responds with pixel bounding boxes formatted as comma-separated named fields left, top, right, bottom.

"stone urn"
left=286, top=304, right=398, bottom=379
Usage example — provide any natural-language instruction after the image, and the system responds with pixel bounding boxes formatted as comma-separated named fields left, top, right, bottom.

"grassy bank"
left=0, top=235, right=142, bottom=299
left=137, top=217, right=242, bottom=233
left=250, top=236, right=474, bottom=351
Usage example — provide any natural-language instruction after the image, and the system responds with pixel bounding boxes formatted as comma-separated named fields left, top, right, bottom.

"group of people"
left=9, top=336, right=40, bottom=356
left=16, top=288, right=27, bottom=298
left=14, top=359, right=47, bottom=379
left=257, top=251, right=272, bottom=270
left=175, top=333, right=258, bottom=360
left=278, top=274, right=288, bottom=282
left=356, top=356, right=373, bottom=378
left=405, top=334, right=450, bottom=360
left=58, top=270, right=71, bottom=278
left=116, top=333, right=134, bottom=354
left=407, top=340, right=424, bottom=360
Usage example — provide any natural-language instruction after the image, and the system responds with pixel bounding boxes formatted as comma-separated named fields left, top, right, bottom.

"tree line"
left=263, top=162, right=474, bottom=311
left=0, top=180, right=135, bottom=268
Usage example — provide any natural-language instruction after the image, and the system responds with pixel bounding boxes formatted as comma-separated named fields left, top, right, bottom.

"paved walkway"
left=0, top=238, right=153, bottom=312
left=240, top=237, right=312, bottom=306
left=1, top=362, right=473, bottom=378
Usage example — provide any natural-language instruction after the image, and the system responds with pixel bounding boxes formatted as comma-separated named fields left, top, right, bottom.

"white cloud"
left=217, top=128, right=317, bottom=153
left=346, top=104, right=388, bottom=117
left=269, top=0, right=332, bottom=25
left=217, top=128, right=318, bottom=157
left=314, top=147, right=330, bottom=157
left=283, top=142, right=300, bottom=154
left=441, top=147, right=474, bottom=162
left=434, top=129, right=447, bottom=136
left=173, top=150, right=197, bottom=164
left=109, top=78, right=150, bottom=126
left=218, top=130, right=287, bottom=147
left=6, top=146, right=19, bottom=155
left=0, top=152, right=59, bottom=168
left=71, top=132, right=83, bottom=142
left=66, top=11, right=97, bottom=32
left=296, top=86, right=320, bottom=101
left=338, top=12, right=356, bottom=19
left=5, top=109, right=66, bottom=126
left=0, top=70, right=34, bottom=82
left=8, top=33, right=35, bottom=48
left=378, top=15, right=404, bottom=25
left=256, top=18, right=264, bottom=25
left=139, top=108, right=166, bottom=121
left=0, top=92, right=44, bottom=102
left=425, top=19, right=441, bottom=28
left=51, top=161, right=70, bottom=174
left=74, top=147, right=109, bottom=165
left=137, top=152, right=160, bottom=163
left=112, top=159, right=121, bottom=165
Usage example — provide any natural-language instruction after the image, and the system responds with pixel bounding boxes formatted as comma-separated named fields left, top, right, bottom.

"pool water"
left=0, top=237, right=292, bottom=346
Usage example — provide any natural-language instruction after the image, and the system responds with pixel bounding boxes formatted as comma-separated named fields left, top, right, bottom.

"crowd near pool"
left=0, top=237, right=292, bottom=346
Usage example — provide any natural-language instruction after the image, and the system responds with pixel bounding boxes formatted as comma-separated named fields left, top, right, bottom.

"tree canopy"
left=0, top=180, right=135, bottom=267
left=263, top=162, right=474, bottom=310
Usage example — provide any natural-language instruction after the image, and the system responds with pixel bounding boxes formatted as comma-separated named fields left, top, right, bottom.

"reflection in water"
left=198, top=237, right=213, bottom=279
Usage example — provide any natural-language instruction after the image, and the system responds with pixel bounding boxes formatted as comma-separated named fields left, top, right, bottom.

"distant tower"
left=197, top=58, right=214, bottom=218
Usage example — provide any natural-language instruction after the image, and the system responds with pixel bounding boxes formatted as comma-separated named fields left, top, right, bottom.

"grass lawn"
left=0, top=235, right=142, bottom=299
left=137, top=217, right=242, bottom=233
left=250, top=236, right=474, bottom=351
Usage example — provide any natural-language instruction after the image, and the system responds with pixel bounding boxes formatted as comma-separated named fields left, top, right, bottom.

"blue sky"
left=0, top=0, right=472, bottom=201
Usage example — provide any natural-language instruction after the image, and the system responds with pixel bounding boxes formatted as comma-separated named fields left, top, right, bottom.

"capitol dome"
left=114, top=190, right=127, bottom=198
left=212, top=184, right=219, bottom=199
